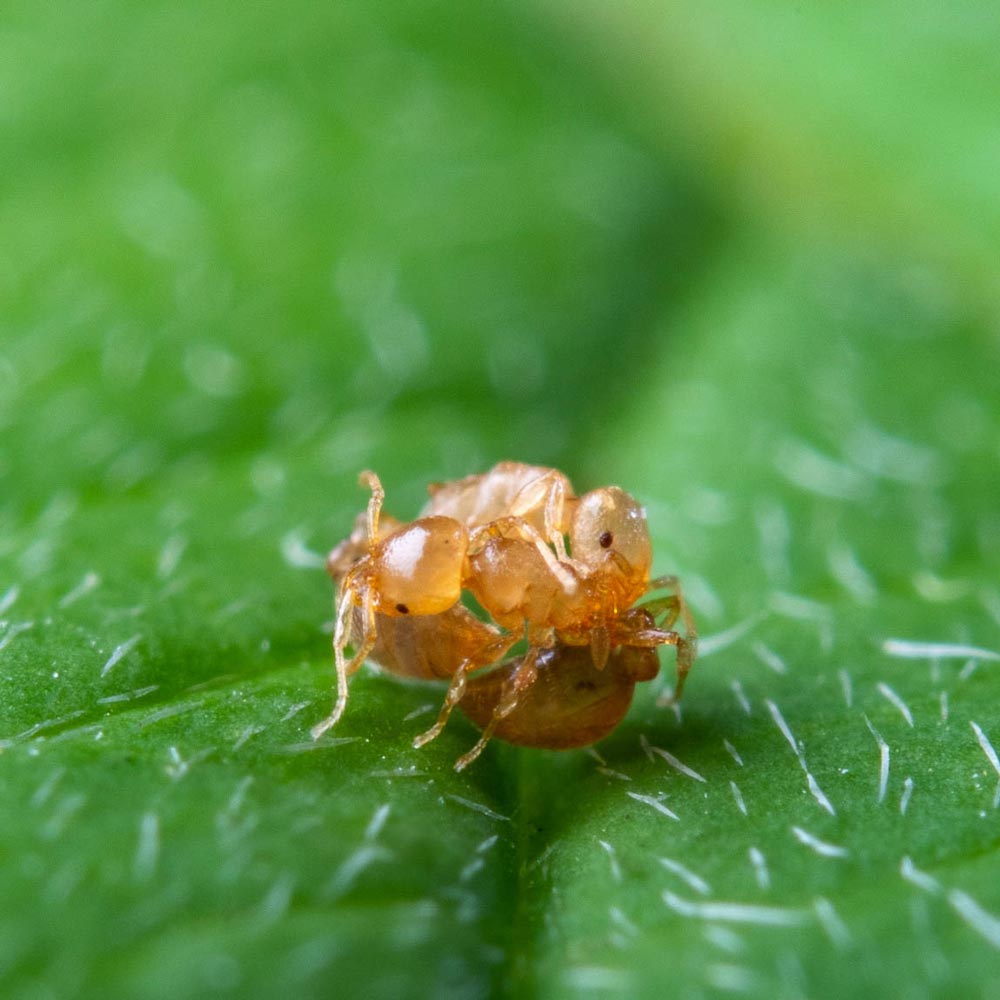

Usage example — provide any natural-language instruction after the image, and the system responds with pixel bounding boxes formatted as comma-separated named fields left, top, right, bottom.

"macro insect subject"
left=312, top=462, right=698, bottom=770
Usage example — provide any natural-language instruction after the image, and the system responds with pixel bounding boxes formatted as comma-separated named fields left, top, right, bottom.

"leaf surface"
left=2, top=3, right=998, bottom=999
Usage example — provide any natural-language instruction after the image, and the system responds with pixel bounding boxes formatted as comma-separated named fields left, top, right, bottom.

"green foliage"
left=1, top=2, right=998, bottom=998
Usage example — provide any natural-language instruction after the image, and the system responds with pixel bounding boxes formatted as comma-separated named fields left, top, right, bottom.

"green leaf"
left=2, top=3, right=999, bottom=999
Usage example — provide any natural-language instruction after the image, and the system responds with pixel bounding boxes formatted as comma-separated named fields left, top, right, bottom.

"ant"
left=311, top=465, right=697, bottom=769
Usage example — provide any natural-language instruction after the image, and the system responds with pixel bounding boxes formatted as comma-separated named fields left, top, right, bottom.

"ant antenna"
left=359, top=470, right=385, bottom=547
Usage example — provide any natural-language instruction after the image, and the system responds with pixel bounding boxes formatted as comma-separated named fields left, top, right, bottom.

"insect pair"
left=311, top=462, right=698, bottom=770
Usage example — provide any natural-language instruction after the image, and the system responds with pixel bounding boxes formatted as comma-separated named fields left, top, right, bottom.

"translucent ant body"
left=312, top=464, right=697, bottom=769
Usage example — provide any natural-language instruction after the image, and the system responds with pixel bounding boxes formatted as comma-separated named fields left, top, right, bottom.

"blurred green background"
left=2, top=2, right=999, bottom=998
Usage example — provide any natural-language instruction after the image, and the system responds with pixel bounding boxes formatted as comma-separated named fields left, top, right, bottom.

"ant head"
left=569, top=487, right=652, bottom=582
left=373, top=516, right=468, bottom=616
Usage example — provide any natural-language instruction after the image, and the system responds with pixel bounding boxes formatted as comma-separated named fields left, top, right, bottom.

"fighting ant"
left=311, top=464, right=697, bottom=769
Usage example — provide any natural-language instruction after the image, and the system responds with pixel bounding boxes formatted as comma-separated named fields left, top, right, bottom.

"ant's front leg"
left=634, top=594, right=681, bottom=631
left=622, top=621, right=696, bottom=702
left=643, top=575, right=697, bottom=655
left=311, top=578, right=377, bottom=740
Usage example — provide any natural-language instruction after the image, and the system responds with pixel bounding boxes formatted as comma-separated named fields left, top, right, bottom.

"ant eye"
left=396, top=603, right=410, bottom=614
left=598, top=531, right=614, bottom=549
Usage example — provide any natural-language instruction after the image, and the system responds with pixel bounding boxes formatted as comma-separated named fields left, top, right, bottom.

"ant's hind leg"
left=453, top=649, right=541, bottom=771
left=311, top=584, right=376, bottom=740
left=413, top=631, right=520, bottom=749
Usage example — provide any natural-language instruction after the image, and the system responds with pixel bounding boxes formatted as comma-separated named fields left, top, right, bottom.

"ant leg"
left=310, top=582, right=376, bottom=740
left=644, top=575, right=697, bottom=656
left=454, top=647, right=541, bottom=771
left=543, top=476, right=569, bottom=561
left=469, top=517, right=578, bottom=591
left=589, top=625, right=610, bottom=669
left=635, top=594, right=681, bottom=631
left=311, top=474, right=388, bottom=741
left=646, top=574, right=692, bottom=613
left=412, top=631, right=521, bottom=749
left=311, top=583, right=355, bottom=740
left=358, top=470, right=385, bottom=546
left=673, top=634, right=696, bottom=701
left=627, top=627, right=680, bottom=650
left=625, top=623, right=696, bottom=701
left=509, top=470, right=570, bottom=558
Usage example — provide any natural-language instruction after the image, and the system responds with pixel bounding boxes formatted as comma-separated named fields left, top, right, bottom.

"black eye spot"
left=396, top=603, right=409, bottom=614
left=598, top=531, right=614, bottom=549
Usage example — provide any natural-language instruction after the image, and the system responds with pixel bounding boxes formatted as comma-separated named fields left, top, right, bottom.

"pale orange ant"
left=311, top=465, right=697, bottom=769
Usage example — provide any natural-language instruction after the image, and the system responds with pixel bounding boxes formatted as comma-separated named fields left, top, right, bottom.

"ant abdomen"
left=458, top=642, right=659, bottom=751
